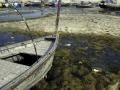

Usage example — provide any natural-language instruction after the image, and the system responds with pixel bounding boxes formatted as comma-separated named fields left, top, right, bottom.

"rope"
left=55, top=0, right=61, bottom=34
left=8, top=3, right=38, bottom=60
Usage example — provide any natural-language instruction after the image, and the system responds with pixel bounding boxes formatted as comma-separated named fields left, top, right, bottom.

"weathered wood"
left=0, top=35, right=59, bottom=90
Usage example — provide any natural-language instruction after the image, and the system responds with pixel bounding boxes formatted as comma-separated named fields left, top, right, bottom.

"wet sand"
left=0, top=13, right=120, bottom=37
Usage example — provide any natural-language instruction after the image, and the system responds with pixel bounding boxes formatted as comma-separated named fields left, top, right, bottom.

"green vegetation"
left=30, top=32, right=120, bottom=90
left=0, top=27, right=51, bottom=37
left=0, top=29, right=119, bottom=90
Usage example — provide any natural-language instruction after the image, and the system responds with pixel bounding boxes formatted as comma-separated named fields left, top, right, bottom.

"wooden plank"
left=0, top=60, right=29, bottom=87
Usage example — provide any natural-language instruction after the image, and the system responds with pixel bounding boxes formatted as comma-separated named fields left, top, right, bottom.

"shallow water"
left=0, top=32, right=30, bottom=47
left=0, top=7, right=120, bottom=21
left=0, top=8, right=57, bottom=21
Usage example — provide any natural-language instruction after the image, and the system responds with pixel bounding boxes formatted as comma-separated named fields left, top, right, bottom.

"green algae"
left=30, top=32, right=120, bottom=90
left=0, top=29, right=119, bottom=90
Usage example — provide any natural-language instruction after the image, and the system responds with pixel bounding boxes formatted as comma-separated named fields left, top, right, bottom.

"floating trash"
left=64, top=43, right=71, bottom=47
left=10, top=36, right=15, bottom=39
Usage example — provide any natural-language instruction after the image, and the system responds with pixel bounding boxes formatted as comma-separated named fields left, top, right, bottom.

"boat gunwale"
left=0, top=34, right=59, bottom=90
left=0, top=36, right=45, bottom=52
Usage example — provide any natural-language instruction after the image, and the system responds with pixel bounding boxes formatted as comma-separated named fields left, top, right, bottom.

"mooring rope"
left=8, top=2, right=38, bottom=60
left=55, top=0, right=61, bottom=34
left=5, top=0, right=61, bottom=60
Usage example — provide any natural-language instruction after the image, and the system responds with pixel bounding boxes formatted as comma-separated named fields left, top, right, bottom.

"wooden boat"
left=76, top=4, right=93, bottom=8
left=0, top=0, right=61, bottom=89
left=48, top=2, right=70, bottom=7
left=0, top=3, right=6, bottom=8
left=99, top=3, right=120, bottom=11
left=0, top=35, right=59, bottom=90
left=24, top=2, right=41, bottom=7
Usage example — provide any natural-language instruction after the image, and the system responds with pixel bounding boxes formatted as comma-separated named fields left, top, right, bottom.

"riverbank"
left=0, top=13, right=120, bottom=37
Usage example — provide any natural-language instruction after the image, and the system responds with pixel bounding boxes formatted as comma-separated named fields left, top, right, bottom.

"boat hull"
left=76, top=5, right=93, bottom=8
left=14, top=53, right=55, bottom=90
left=99, top=4, right=120, bottom=11
left=0, top=35, right=59, bottom=90
left=1, top=51, right=55, bottom=90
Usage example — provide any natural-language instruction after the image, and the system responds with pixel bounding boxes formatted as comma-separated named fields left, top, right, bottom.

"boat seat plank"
left=0, top=41, right=52, bottom=58
left=20, top=41, right=52, bottom=55
left=0, top=60, right=29, bottom=87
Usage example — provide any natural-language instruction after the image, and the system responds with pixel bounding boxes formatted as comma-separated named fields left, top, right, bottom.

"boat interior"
left=1, top=53, right=41, bottom=66
left=0, top=37, right=55, bottom=66
left=0, top=36, right=56, bottom=87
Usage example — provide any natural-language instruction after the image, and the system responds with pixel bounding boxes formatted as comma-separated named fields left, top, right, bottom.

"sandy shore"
left=0, top=13, right=120, bottom=37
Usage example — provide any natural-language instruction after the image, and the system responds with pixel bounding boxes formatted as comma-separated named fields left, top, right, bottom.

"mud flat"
left=0, top=13, right=120, bottom=37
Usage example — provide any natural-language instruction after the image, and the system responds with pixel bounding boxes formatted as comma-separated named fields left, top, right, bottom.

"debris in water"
left=64, top=43, right=71, bottom=47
